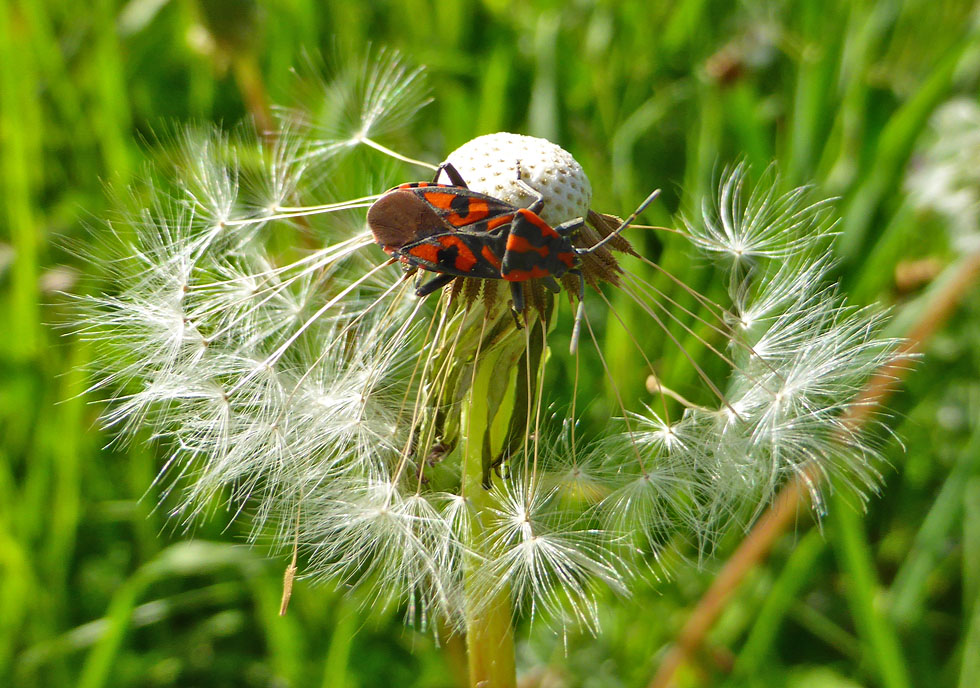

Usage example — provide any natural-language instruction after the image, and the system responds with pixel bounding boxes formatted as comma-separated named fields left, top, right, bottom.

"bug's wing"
left=411, top=187, right=518, bottom=230
left=368, top=189, right=447, bottom=249
left=396, top=230, right=510, bottom=280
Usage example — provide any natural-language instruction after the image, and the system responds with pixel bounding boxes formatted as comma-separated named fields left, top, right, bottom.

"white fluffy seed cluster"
left=441, top=132, right=592, bottom=226
left=80, top=83, right=900, bottom=634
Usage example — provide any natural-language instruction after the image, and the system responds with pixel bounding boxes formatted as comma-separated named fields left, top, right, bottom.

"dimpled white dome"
left=440, top=133, right=592, bottom=227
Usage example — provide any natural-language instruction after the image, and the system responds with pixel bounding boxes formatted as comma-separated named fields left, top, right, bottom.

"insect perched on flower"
left=367, top=160, right=659, bottom=347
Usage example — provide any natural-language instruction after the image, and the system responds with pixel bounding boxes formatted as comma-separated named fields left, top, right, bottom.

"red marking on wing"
left=481, top=245, right=502, bottom=270
left=505, top=233, right=549, bottom=257
left=423, top=190, right=457, bottom=211
left=557, top=251, right=576, bottom=268
left=485, top=214, right=513, bottom=231
left=422, top=191, right=492, bottom=227
left=437, top=235, right=478, bottom=272
left=407, top=243, right=441, bottom=265
left=502, top=266, right=550, bottom=281
left=518, top=209, right=560, bottom=238
left=449, top=198, right=489, bottom=225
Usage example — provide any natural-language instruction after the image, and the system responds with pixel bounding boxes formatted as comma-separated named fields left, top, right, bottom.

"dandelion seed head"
left=440, top=132, right=592, bottom=225
left=81, top=43, right=903, bottom=639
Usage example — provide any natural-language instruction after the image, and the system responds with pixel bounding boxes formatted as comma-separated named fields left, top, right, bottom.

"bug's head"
left=367, top=190, right=444, bottom=250
left=554, top=217, right=586, bottom=242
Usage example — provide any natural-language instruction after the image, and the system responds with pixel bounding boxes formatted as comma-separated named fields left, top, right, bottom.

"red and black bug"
left=367, top=161, right=660, bottom=348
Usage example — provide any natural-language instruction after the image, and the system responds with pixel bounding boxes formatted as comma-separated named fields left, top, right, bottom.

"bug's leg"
left=415, top=272, right=457, bottom=298
left=569, top=269, right=586, bottom=355
left=514, top=161, right=545, bottom=214
left=432, top=162, right=469, bottom=188
left=510, top=282, right=526, bottom=329
left=540, top=275, right=561, bottom=293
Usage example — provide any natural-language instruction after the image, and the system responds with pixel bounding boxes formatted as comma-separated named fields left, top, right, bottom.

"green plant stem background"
left=2, top=0, right=979, bottom=686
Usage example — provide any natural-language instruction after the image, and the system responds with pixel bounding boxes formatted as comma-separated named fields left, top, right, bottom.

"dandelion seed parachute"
left=595, top=165, right=900, bottom=555
left=283, top=48, right=433, bottom=166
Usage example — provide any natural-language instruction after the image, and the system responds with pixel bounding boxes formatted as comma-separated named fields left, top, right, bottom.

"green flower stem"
left=461, top=341, right=518, bottom=688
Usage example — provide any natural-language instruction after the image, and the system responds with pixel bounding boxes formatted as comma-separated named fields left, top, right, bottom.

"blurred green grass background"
left=2, top=0, right=979, bottom=686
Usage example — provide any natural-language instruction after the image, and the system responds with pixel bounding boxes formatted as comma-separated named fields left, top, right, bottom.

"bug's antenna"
left=570, top=300, right=586, bottom=355
left=578, top=188, right=661, bottom=255
left=569, top=272, right=586, bottom=355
